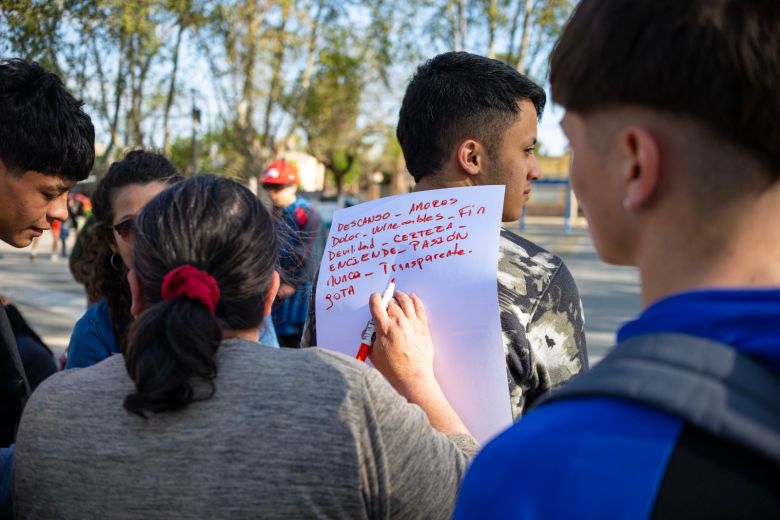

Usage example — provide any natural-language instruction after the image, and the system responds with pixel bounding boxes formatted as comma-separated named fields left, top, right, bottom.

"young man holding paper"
left=303, top=52, right=588, bottom=417
left=455, top=1, right=780, bottom=517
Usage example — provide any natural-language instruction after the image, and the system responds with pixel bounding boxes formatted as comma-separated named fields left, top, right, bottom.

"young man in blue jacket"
left=261, top=159, right=324, bottom=347
left=455, top=1, right=780, bottom=518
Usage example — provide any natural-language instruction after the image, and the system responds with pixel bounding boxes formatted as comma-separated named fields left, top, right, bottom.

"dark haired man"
left=455, top=1, right=780, bottom=518
left=401, top=52, right=589, bottom=416
left=302, top=52, right=587, bottom=416
left=0, top=58, right=94, bottom=516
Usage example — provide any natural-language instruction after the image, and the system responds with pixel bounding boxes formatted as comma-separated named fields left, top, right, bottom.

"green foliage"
left=168, top=126, right=251, bottom=178
left=419, top=0, right=575, bottom=78
left=0, top=0, right=574, bottom=181
left=0, top=0, right=65, bottom=73
left=293, top=10, right=397, bottom=193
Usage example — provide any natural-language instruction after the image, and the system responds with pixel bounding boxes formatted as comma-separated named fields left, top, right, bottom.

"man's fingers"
left=368, top=292, right=390, bottom=328
left=393, top=290, right=416, bottom=318
left=385, top=297, right=405, bottom=320
left=410, top=293, right=428, bottom=325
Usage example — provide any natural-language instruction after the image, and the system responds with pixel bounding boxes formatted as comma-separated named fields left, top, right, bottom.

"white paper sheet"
left=315, top=186, right=511, bottom=443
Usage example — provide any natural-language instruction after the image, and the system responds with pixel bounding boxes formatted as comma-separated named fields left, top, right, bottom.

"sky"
left=538, top=101, right=569, bottom=155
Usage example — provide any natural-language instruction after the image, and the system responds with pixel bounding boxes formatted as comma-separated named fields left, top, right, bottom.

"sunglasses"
left=112, top=218, right=136, bottom=241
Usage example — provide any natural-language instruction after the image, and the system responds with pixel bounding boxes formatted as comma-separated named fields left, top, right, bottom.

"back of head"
left=550, top=0, right=780, bottom=178
left=397, top=52, right=546, bottom=182
left=125, top=175, right=278, bottom=417
left=0, top=59, right=95, bottom=180
left=90, top=150, right=184, bottom=348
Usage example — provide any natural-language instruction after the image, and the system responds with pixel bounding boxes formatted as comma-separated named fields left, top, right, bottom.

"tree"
left=295, top=0, right=398, bottom=195
left=420, top=0, right=574, bottom=80
left=2, top=0, right=206, bottom=167
left=1, top=0, right=574, bottom=185
left=509, top=0, right=573, bottom=76
left=300, top=42, right=369, bottom=194
left=0, top=0, right=64, bottom=74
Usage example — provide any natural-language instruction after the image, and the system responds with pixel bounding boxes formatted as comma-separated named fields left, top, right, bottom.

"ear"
left=620, top=126, right=661, bottom=211
left=263, top=271, right=281, bottom=317
left=128, top=269, right=145, bottom=317
left=456, top=139, right=484, bottom=178
left=108, top=230, right=119, bottom=254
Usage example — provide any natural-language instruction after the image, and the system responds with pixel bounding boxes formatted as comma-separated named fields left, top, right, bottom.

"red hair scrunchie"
left=161, top=265, right=220, bottom=313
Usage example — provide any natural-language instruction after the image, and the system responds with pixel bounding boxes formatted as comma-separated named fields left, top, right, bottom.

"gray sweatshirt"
left=14, top=339, right=477, bottom=519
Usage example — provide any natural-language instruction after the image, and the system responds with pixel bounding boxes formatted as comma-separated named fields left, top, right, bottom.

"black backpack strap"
left=0, top=306, right=30, bottom=444
left=534, top=333, right=780, bottom=465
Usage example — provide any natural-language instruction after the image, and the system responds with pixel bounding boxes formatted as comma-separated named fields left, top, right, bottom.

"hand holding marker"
left=356, top=278, right=396, bottom=361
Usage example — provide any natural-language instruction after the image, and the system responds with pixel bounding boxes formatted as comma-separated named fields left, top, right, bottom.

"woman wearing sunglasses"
left=65, top=151, right=278, bottom=369
left=16, top=176, right=475, bottom=518
left=64, top=150, right=185, bottom=368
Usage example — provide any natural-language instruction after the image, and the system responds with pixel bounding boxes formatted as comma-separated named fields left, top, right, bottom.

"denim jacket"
left=66, top=299, right=279, bottom=370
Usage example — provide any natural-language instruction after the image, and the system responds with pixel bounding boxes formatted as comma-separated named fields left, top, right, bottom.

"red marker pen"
left=356, top=278, right=396, bottom=362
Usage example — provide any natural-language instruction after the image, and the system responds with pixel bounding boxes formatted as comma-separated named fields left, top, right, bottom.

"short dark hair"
left=124, top=175, right=278, bottom=417
left=0, top=59, right=95, bottom=180
left=397, top=52, right=546, bottom=182
left=550, top=0, right=780, bottom=175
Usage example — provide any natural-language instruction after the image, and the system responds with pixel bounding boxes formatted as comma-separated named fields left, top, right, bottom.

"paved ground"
left=0, top=233, right=85, bottom=357
left=517, top=219, right=641, bottom=362
left=0, top=217, right=641, bottom=364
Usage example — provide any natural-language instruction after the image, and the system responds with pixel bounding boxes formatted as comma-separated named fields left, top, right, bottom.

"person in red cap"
left=261, top=159, right=324, bottom=347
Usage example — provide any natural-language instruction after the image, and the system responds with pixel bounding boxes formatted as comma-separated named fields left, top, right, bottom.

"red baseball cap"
left=261, top=159, right=299, bottom=185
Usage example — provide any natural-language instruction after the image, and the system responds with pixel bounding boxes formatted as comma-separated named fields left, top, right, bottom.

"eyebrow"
left=42, top=185, right=68, bottom=197
left=49, top=181, right=71, bottom=195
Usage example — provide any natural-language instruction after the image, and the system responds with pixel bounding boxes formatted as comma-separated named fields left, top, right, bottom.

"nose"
left=48, top=192, right=70, bottom=222
left=528, top=155, right=542, bottom=181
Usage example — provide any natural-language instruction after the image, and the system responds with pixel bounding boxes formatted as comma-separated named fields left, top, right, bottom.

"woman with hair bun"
left=15, top=175, right=476, bottom=519
left=66, top=150, right=280, bottom=370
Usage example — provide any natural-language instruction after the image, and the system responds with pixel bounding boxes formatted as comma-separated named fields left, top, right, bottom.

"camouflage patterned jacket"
left=301, top=227, right=588, bottom=418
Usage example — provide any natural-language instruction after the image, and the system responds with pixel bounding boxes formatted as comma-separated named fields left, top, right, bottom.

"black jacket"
left=0, top=306, right=29, bottom=446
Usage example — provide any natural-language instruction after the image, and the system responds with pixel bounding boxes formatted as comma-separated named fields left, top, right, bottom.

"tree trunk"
left=163, top=23, right=185, bottom=154
left=457, top=0, right=467, bottom=51
left=237, top=0, right=262, bottom=178
left=446, top=0, right=460, bottom=51
left=487, top=0, right=497, bottom=58
left=92, top=33, right=125, bottom=166
left=284, top=0, right=324, bottom=143
left=516, top=0, right=534, bottom=73
left=260, top=5, right=290, bottom=157
left=124, top=34, right=137, bottom=148
left=507, top=0, right=523, bottom=58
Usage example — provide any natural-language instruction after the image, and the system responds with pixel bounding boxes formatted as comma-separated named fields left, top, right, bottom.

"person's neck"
left=413, top=171, right=476, bottom=193
left=636, top=186, right=780, bottom=308
left=277, top=197, right=297, bottom=209
left=221, top=328, right=261, bottom=343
